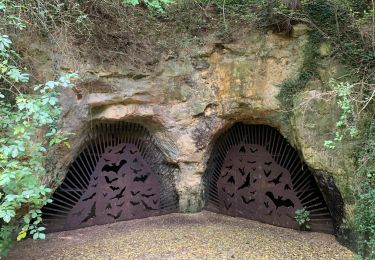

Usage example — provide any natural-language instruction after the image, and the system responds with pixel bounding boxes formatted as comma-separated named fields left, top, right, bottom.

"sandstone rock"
left=23, top=27, right=356, bottom=242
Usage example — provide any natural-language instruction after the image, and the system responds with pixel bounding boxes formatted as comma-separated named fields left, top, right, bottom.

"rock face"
left=23, top=26, right=356, bottom=240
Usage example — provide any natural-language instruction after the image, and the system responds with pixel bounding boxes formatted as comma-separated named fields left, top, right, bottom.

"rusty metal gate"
left=204, top=123, right=334, bottom=233
left=42, top=122, right=178, bottom=231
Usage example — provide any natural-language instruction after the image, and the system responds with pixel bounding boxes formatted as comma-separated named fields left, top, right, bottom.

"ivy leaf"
left=3, top=214, right=11, bottom=223
left=16, top=230, right=27, bottom=241
left=0, top=35, right=12, bottom=52
left=11, top=148, right=18, bottom=158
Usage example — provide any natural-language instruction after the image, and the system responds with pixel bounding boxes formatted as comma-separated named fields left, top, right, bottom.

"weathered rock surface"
left=21, top=26, right=357, bottom=241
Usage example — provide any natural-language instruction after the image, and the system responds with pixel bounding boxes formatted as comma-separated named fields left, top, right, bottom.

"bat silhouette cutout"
left=141, top=193, right=156, bottom=198
left=265, top=192, right=294, bottom=209
left=133, top=174, right=149, bottom=183
left=264, top=161, right=272, bottom=166
left=105, top=176, right=119, bottom=184
left=153, top=199, right=158, bottom=205
left=104, top=158, right=110, bottom=162
left=241, top=196, right=255, bottom=204
left=115, top=145, right=127, bottom=155
left=102, top=160, right=127, bottom=174
left=239, top=167, right=245, bottom=176
left=253, top=178, right=257, bottom=183
left=81, top=202, right=96, bottom=224
left=106, top=203, right=112, bottom=210
left=130, top=167, right=142, bottom=174
left=239, top=146, right=246, bottom=153
left=92, top=183, right=98, bottom=188
left=131, top=191, right=140, bottom=196
left=110, top=187, right=126, bottom=200
left=265, top=210, right=273, bottom=216
left=224, top=201, right=232, bottom=210
left=268, top=173, right=283, bottom=185
left=248, top=160, right=256, bottom=164
left=94, top=176, right=98, bottom=180
left=284, top=184, right=291, bottom=190
left=225, top=191, right=234, bottom=198
left=252, top=168, right=256, bottom=171
left=82, top=192, right=96, bottom=201
left=264, top=169, right=272, bottom=177
left=249, top=190, right=256, bottom=195
left=238, top=173, right=251, bottom=190
left=130, top=201, right=140, bottom=206
left=250, top=148, right=258, bottom=153
left=109, top=186, right=119, bottom=191
left=130, top=149, right=138, bottom=154
left=225, top=165, right=233, bottom=170
left=107, top=210, right=122, bottom=220
left=141, top=200, right=156, bottom=210
left=116, top=201, right=125, bottom=207
left=147, top=188, right=152, bottom=191
left=227, top=176, right=235, bottom=184
left=133, top=158, right=138, bottom=163
left=103, top=192, right=108, bottom=197
left=264, top=201, right=269, bottom=208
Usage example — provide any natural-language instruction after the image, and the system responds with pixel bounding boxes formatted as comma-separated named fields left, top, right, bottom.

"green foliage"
left=0, top=2, right=79, bottom=256
left=0, top=72, right=78, bottom=256
left=295, top=208, right=311, bottom=231
left=354, top=122, right=375, bottom=258
left=324, top=80, right=358, bottom=149
left=125, top=0, right=173, bottom=12
left=271, top=1, right=374, bottom=257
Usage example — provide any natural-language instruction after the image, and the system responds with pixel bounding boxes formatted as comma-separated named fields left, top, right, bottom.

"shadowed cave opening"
left=203, top=123, right=336, bottom=234
left=42, top=121, right=179, bottom=232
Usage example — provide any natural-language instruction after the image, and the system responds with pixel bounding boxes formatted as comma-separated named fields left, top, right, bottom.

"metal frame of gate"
left=203, top=123, right=334, bottom=233
left=42, top=122, right=179, bottom=231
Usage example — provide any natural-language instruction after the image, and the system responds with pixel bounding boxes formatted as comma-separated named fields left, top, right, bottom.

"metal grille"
left=42, top=122, right=178, bottom=231
left=204, top=123, right=334, bottom=233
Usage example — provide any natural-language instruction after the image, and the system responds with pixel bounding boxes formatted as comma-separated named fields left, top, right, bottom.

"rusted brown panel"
left=218, top=144, right=302, bottom=229
left=64, top=143, right=160, bottom=230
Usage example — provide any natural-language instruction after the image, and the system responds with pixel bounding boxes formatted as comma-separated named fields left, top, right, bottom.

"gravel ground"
left=7, top=211, right=355, bottom=260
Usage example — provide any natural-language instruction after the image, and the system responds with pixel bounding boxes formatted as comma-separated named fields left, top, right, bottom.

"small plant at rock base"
left=295, top=208, right=311, bottom=231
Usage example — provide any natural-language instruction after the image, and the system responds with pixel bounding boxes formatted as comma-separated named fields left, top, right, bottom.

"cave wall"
left=19, top=24, right=355, bottom=238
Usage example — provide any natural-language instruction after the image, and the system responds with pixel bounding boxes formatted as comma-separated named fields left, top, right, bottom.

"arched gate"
left=42, top=122, right=178, bottom=231
left=204, top=123, right=334, bottom=233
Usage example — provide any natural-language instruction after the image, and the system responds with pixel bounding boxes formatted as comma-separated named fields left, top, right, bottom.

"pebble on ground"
left=7, top=211, right=355, bottom=260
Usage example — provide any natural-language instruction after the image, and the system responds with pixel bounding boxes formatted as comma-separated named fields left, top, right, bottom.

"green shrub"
left=0, top=2, right=79, bottom=256
left=295, top=208, right=311, bottom=231
left=355, top=122, right=375, bottom=258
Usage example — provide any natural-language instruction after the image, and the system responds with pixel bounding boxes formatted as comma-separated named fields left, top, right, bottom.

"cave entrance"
left=204, top=123, right=334, bottom=233
left=42, top=122, right=178, bottom=231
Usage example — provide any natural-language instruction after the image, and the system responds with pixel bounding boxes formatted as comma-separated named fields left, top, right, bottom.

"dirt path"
left=8, top=211, right=355, bottom=260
